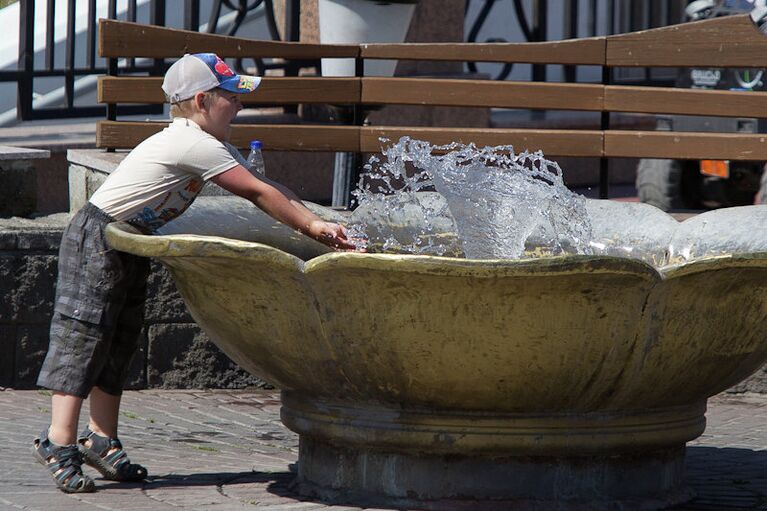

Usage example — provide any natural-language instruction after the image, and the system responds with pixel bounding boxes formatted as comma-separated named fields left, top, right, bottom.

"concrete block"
left=0, top=145, right=50, bottom=160
left=0, top=325, right=16, bottom=387
left=35, top=152, right=70, bottom=215
left=144, top=262, right=193, bottom=323
left=0, top=160, right=36, bottom=217
left=12, top=254, right=57, bottom=324
left=0, top=255, right=20, bottom=322
left=86, top=167, right=108, bottom=199
left=14, top=324, right=50, bottom=388
left=15, top=230, right=61, bottom=251
left=0, top=231, right=17, bottom=250
left=146, top=323, right=266, bottom=389
left=67, top=164, right=88, bottom=214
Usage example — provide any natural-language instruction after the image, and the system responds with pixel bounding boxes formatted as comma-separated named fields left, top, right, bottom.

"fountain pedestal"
left=283, top=392, right=702, bottom=509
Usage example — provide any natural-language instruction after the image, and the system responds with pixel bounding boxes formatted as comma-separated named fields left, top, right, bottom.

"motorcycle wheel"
left=756, top=165, right=767, bottom=205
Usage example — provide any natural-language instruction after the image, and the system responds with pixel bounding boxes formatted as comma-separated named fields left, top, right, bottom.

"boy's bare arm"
left=211, top=165, right=357, bottom=250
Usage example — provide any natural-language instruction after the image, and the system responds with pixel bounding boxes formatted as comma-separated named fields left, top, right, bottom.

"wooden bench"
left=97, top=15, right=767, bottom=204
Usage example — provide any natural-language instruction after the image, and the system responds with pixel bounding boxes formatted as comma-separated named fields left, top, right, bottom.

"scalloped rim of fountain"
left=104, top=221, right=767, bottom=280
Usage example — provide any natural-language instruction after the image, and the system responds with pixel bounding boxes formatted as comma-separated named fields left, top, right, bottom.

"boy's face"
left=201, top=89, right=243, bottom=141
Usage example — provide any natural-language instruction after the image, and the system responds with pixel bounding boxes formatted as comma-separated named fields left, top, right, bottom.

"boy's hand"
left=308, top=221, right=367, bottom=251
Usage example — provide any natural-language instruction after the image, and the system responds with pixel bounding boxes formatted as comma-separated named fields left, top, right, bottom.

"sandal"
left=77, top=427, right=148, bottom=481
left=33, top=429, right=96, bottom=493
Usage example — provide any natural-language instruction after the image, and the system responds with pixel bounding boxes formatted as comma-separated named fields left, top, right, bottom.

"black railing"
left=1, top=0, right=302, bottom=122
left=465, top=0, right=687, bottom=85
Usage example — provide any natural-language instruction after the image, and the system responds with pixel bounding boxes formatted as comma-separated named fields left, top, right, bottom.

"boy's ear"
left=192, top=91, right=207, bottom=111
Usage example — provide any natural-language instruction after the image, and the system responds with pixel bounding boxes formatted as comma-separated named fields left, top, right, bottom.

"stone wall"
left=0, top=224, right=268, bottom=391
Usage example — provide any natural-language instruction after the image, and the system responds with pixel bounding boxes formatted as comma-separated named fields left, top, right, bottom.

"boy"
left=34, top=53, right=359, bottom=493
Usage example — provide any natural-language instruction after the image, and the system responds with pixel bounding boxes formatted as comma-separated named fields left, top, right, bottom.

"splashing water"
left=348, top=137, right=594, bottom=259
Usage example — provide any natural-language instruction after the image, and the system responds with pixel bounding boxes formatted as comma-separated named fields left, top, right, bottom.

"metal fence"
left=1, top=0, right=300, bottom=122
left=466, top=0, right=687, bottom=83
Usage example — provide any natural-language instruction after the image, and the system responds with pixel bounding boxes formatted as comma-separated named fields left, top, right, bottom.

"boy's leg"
left=87, top=387, right=121, bottom=439
left=87, top=250, right=149, bottom=440
left=49, top=392, right=84, bottom=445
left=77, top=251, right=149, bottom=482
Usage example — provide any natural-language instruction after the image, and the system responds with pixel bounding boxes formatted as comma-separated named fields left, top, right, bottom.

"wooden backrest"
left=97, top=16, right=767, bottom=160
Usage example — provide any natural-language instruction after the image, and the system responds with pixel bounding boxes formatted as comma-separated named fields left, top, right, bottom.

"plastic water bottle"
left=246, top=140, right=265, bottom=176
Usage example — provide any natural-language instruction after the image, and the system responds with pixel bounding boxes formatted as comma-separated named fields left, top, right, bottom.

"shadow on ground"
left=673, top=446, right=767, bottom=510
left=105, top=470, right=293, bottom=490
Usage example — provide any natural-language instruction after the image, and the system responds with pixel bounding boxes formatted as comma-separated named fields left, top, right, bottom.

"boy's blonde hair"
left=168, top=88, right=222, bottom=119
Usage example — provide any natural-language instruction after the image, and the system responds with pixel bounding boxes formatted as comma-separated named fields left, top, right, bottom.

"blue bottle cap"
left=250, top=140, right=263, bottom=150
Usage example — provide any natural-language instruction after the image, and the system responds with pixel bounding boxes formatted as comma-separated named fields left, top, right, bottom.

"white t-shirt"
left=89, top=118, right=247, bottom=230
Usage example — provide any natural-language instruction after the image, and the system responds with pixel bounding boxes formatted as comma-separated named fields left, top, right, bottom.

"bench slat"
left=362, top=78, right=604, bottom=110
left=99, top=76, right=767, bottom=119
left=98, top=77, right=361, bottom=104
left=98, top=122, right=767, bottom=161
left=605, top=131, right=767, bottom=160
left=605, top=86, right=767, bottom=117
left=361, top=127, right=604, bottom=157
left=97, top=121, right=360, bottom=151
left=607, top=14, right=767, bottom=67
left=360, top=37, right=606, bottom=65
left=99, top=19, right=358, bottom=59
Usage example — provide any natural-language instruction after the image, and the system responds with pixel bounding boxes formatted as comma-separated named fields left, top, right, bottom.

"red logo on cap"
left=214, top=57, right=234, bottom=77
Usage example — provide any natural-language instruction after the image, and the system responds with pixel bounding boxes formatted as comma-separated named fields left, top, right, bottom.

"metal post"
left=65, top=0, right=76, bottom=109
left=150, top=0, right=166, bottom=74
left=286, top=0, right=300, bottom=41
left=284, top=0, right=301, bottom=114
left=107, top=59, right=117, bottom=122
left=184, top=0, right=200, bottom=31
left=563, top=0, right=578, bottom=82
left=87, top=0, right=97, bottom=69
left=588, top=0, right=597, bottom=36
left=332, top=57, right=364, bottom=209
left=599, top=65, right=610, bottom=199
left=531, top=0, right=547, bottom=82
left=106, top=58, right=117, bottom=152
left=45, top=0, right=55, bottom=70
left=17, top=0, right=35, bottom=121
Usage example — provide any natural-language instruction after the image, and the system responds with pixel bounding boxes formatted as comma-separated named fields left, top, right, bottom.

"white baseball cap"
left=162, top=53, right=261, bottom=104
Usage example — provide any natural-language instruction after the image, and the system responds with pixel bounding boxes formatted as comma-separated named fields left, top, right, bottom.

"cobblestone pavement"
left=0, top=389, right=765, bottom=511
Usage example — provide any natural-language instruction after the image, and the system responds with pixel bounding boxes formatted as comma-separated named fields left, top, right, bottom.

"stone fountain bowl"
left=106, top=195, right=767, bottom=510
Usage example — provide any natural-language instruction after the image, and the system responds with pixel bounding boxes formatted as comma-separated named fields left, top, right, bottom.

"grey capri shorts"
left=37, top=202, right=150, bottom=398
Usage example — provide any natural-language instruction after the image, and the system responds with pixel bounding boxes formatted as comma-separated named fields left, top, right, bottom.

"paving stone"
left=1, top=389, right=765, bottom=510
